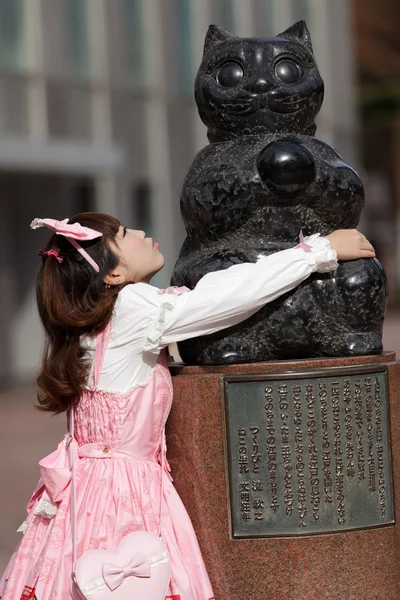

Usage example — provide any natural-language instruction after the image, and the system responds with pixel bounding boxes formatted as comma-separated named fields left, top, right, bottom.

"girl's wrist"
left=300, top=233, right=338, bottom=273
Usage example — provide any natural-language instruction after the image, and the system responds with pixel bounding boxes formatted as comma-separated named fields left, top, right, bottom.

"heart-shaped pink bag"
left=72, top=532, right=171, bottom=599
left=67, top=410, right=171, bottom=600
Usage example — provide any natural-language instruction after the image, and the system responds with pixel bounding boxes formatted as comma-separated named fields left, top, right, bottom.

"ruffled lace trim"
left=17, top=520, right=29, bottom=534
left=33, top=497, right=58, bottom=519
left=143, top=291, right=178, bottom=354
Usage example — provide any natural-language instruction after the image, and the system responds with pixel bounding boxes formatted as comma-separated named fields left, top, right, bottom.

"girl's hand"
left=325, top=229, right=376, bottom=260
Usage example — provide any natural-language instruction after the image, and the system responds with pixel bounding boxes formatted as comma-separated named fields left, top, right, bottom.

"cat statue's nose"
left=248, top=75, right=274, bottom=94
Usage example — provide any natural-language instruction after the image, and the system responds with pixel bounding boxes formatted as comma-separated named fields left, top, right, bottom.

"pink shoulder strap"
left=91, top=321, right=112, bottom=388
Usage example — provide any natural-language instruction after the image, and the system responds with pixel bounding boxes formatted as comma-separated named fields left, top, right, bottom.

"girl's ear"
left=103, top=270, right=126, bottom=286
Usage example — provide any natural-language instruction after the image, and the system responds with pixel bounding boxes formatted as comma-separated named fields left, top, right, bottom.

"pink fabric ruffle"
left=30, top=218, right=102, bottom=240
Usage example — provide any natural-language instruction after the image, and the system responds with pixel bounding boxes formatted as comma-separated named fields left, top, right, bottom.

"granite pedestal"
left=168, top=354, right=400, bottom=600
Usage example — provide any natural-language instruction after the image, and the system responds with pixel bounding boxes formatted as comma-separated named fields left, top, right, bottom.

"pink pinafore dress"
left=0, top=323, right=215, bottom=600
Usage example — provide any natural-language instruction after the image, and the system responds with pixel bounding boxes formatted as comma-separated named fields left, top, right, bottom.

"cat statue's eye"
left=275, top=59, right=303, bottom=84
left=217, top=62, right=244, bottom=88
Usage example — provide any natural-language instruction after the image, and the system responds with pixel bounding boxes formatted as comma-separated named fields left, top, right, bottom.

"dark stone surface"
left=171, top=21, right=388, bottom=365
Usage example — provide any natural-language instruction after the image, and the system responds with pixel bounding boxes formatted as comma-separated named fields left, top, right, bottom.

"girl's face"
left=105, top=226, right=165, bottom=285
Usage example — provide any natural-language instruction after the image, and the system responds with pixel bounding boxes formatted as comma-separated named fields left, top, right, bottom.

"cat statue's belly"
left=171, top=134, right=388, bottom=365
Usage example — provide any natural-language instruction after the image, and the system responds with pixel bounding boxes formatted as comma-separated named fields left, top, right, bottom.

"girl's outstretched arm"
left=149, top=233, right=337, bottom=349
left=116, top=233, right=337, bottom=354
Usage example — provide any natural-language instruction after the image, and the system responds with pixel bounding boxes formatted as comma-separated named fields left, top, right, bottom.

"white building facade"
left=0, top=0, right=358, bottom=383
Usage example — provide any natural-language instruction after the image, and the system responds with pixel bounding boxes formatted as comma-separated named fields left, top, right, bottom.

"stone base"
left=168, top=353, right=400, bottom=600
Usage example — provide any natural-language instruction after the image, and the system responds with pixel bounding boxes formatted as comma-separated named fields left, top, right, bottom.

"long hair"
left=36, top=212, right=121, bottom=413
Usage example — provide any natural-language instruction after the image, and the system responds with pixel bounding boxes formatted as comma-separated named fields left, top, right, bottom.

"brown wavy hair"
left=36, top=212, right=122, bottom=413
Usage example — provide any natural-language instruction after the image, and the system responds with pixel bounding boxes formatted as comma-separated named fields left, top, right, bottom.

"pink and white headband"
left=30, top=218, right=103, bottom=273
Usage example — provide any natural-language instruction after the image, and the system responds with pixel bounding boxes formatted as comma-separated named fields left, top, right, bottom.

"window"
left=73, top=179, right=95, bottom=213
left=220, top=0, right=235, bottom=32
left=133, top=181, right=153, bottom=236
left=176, top=0, right=194, bottom=96
left=0, top=0, right=26, bottom=71
left=124, top=0, right=146, bottom=88
left=293, top=0, right=310, bottom=24
left=65, top=0, right=90, bottom=79
left=263, top=0, right=275, bottom=37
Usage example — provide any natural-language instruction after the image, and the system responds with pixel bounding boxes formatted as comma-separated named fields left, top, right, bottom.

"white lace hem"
left=33, top=497, right=58, bottom=519
left=17, top=520, right=29, bottom=534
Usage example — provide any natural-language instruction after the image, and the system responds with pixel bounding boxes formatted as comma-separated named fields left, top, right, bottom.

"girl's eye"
left=123, top=227, right=127, bottom=237
left=217, top=62, right=244, bottom=88
left=275, top=59, right=303, bottom=84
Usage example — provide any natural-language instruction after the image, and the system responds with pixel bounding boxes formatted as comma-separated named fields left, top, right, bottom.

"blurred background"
left=0, top=0, right=399, bottom=573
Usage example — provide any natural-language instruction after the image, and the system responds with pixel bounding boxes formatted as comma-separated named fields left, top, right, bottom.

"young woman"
left=0, top=213, right=375, bottom=599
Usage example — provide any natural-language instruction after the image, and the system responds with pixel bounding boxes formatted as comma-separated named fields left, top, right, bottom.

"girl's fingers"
left=360, top=241, right=375, bottom=252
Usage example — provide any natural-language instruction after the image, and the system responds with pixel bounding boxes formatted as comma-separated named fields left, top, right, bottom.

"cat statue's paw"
left=256, top=139, right=315, bottom=197
left=336, top=332, right=383, bottom=356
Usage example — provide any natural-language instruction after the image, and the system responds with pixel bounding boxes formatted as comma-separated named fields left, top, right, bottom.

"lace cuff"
left=300, top=233, right=338, bottom=273
left=143, top=287, right=188, bottom=353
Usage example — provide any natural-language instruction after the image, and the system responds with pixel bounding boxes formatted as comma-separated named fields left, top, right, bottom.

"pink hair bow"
left=102, top=552, right=151, bottom=591
left=30, top=218, right=102, bottom=241
left=30, top=217, right=103, bottom=273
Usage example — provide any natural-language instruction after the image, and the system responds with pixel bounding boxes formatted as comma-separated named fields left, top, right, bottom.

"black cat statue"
left=171, top=21, right=388, bottom=365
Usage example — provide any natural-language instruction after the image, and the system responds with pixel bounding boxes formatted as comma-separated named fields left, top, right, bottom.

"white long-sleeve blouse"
left=80, top=234, right=338, bottom=392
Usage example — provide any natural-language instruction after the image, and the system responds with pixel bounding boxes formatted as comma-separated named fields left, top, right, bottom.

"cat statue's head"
left=195, top=21, right=324, bottom=143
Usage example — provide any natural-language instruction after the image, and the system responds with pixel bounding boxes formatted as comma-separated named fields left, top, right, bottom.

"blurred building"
left=352, top=0, right=400, bottom=305
left=0, top=0, right=358, bottom=383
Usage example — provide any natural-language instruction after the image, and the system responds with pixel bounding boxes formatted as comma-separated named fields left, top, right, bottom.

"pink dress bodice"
left=74, top=349, right=172, bottom=464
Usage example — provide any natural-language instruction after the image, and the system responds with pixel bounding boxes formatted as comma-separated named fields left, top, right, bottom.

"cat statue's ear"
left=203, top=24, right=237, bottom=56
left=277, top=20, right=313, bottom=53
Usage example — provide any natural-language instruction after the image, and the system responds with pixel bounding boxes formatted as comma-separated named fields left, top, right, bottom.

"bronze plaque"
left=222, top=365, right=394, bottom=538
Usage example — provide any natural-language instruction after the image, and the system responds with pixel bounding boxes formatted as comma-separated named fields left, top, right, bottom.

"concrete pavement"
left=1, top=316, right=400, bottom=573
